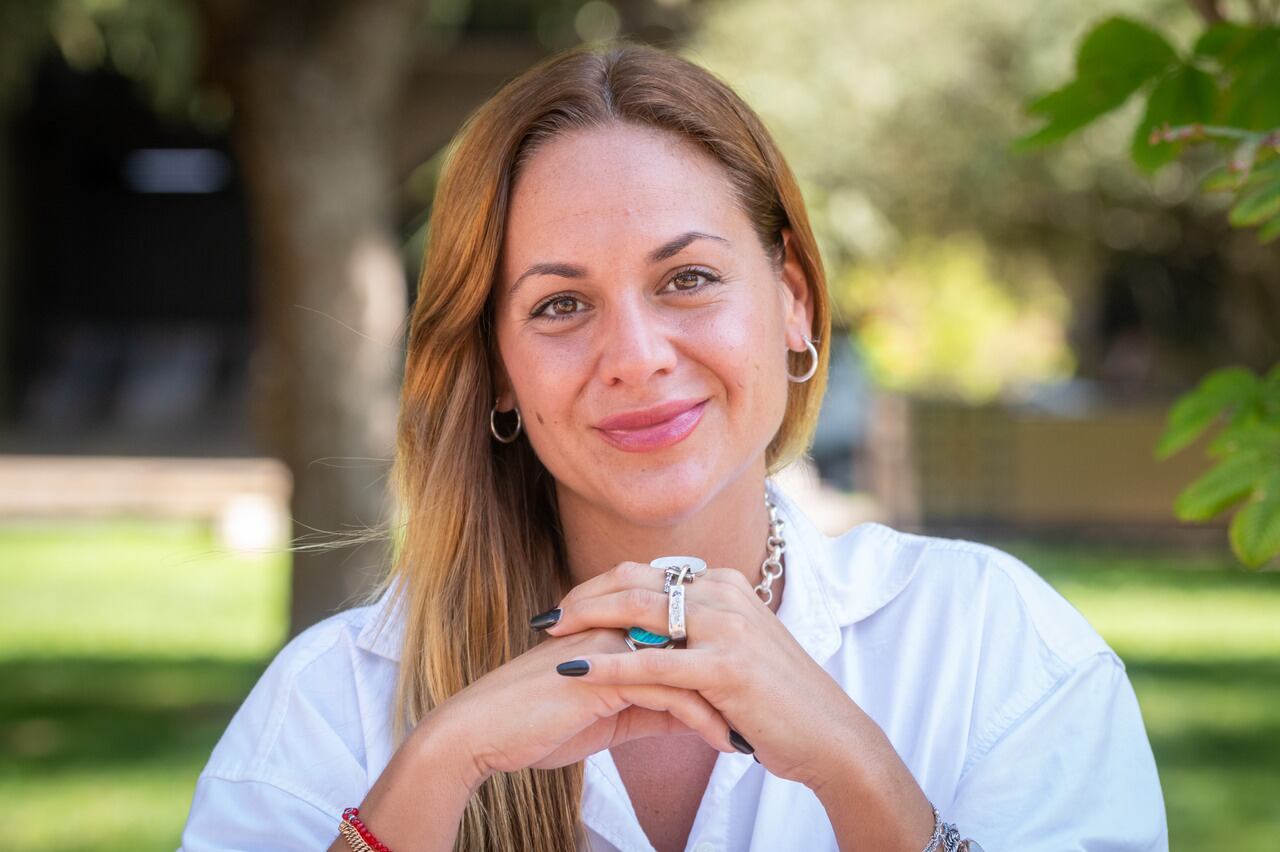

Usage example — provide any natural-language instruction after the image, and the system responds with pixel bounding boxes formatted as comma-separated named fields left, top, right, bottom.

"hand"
left=539, top=561, right=877, bottom=792
left=427, top=624, right=739, bottom=787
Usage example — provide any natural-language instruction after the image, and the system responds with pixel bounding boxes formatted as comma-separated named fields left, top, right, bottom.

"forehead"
left=501, top=124, right=746, bottom=268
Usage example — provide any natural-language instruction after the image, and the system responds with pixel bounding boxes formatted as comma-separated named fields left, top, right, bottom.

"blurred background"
left=0, top=0, right=1277, bottom=848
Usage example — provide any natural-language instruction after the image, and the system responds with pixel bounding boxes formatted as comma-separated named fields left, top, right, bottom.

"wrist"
left=411, top=705, right=493, bottom=795
left=810, top=720, right=935, bottom=852
left=805, top=705, right=882, bottom=800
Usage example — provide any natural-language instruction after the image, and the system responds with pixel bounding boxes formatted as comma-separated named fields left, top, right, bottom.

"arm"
left=326, top=708, right=489, bottom=852
left=809, top=704, right=937, bottom=852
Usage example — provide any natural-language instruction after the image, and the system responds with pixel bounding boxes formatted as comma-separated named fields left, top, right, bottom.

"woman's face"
left=492, top=122, right=812, bottom=525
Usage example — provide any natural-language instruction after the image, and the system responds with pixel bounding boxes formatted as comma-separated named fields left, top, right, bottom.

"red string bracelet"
left=341, top=807, right=393, bottom=852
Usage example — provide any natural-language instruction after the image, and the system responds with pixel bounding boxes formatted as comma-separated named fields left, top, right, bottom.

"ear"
left=776, top=227, right=813, bottom=352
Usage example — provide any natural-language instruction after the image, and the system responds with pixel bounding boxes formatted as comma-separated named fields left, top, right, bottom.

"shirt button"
left=692, top=843, right=716, bottom=852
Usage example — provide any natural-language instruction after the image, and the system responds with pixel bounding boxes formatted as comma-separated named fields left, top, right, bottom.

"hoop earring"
left=786, top=335, right=819, bottom=383
left=490, top=401, right=522, bottom=443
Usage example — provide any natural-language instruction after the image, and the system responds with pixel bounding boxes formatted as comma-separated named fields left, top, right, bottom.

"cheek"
left=675, top=301, right=786, bottom=410
left=505, top=337, right=591, bottom=437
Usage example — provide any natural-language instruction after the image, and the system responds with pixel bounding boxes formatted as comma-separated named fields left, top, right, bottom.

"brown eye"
left=663, top=266, right=722, bottom=295
left=530, top=292, right=588, bottom=322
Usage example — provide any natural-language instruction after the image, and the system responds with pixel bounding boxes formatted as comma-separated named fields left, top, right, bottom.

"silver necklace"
left=755, top=494, right=785, bottom=605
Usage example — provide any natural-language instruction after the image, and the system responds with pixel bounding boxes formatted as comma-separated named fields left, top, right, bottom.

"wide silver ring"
left=667, top=583, right=687, bottom=641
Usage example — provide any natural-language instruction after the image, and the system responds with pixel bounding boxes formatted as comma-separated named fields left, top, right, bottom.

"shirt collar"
left=766, top=475, right=919, bottom=632
left=356, top=476, right=918, bottom=663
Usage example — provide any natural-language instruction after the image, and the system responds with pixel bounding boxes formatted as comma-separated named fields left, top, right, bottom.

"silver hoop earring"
left=490, top=401, right=522, bottom=443
left=786, top=335, right=819, bottom=383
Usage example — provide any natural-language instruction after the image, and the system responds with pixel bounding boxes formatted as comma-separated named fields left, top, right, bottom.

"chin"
left=594, top=463, right=721, bottom=527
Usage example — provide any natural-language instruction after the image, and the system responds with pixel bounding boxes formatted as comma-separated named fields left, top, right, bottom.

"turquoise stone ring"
left=625, top=626, right=673, bottom=649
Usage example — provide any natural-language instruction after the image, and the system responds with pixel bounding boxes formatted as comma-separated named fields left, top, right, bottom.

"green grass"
left=1, top=520, right=1278, bottom=849
left=0, top=518, right=288, bottom=851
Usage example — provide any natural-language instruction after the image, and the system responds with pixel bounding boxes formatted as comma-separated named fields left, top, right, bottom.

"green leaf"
left=1261, top=215, right=1280, bottom=244
left=1157, top=367, right=1261, bottom=458
left=1016, top=17, right=1177, bottom=150
left=1208, top=421, right=1280, bottom=457
left=1218, top=28, right=1280, bottom=130
left=1201, top=165, right=1242, bottom=192
left=1230, top=179, right=1280, bottom=226
left=1131, top=65, right=1218, bottom=172
left=1261, top=365, right=1280, bottom=418
left=1076, top=17, right=1177, bottom=78
left=1229, top=470, right=1280, bottom=568
left=1193, top=22, right=1253, bottom=58
left=1175, top=453, right=1264, bottom=521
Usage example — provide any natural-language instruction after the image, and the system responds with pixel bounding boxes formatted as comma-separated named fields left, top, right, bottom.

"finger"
left=614, top=706, right=699, bottom=740
left=699, top=567, right=763, bottom=604
left=615, top=684, right=735, bottom=754
left=556, top=647, right=713, bottom=691
left=545, top=586, right=672, bottom=637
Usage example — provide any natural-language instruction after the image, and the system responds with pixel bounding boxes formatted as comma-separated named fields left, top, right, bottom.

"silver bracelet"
left=921, top=803, right=986, bottom=852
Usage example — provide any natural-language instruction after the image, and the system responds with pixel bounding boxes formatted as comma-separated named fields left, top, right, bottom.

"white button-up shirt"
left=180, top=478, right=1169, bottom=851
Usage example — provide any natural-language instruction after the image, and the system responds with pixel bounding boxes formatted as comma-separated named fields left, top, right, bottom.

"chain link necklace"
left=756, top=494, right=786, bottom=606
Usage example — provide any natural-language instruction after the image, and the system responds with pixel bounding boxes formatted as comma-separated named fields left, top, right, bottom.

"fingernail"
left=728, top=728, right=754, bottom=754
left=530, top=608, right=562, bottom=630
left=556, top=659, right=590, bottom=677
left=753, top=754, right=761, bottom=764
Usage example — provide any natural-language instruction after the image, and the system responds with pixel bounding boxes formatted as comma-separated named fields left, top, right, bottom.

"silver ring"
left=667, top=583, right=687, bottom=641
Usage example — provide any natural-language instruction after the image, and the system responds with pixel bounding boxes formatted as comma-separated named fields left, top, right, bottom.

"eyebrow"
left=508, top=230, right=730, bottom=299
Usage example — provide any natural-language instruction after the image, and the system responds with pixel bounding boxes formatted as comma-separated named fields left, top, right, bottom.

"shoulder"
left=195, top=598, right=399, bottom=805
left=824, top=521, right=1114, bottom=671
left=182, top=602, right=400, bottom=848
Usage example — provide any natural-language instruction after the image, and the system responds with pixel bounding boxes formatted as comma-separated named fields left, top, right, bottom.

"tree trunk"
left=226, top=0, right=417, bottom=639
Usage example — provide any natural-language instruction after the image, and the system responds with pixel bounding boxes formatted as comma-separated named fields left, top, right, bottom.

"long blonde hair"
left=357, top=37, right=831, bottom=851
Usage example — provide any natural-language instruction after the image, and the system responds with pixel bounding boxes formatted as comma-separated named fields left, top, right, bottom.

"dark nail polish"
left=728, top=728, right=755, bottom=754
left=753, top=754, right=761, bottom=764
left=556, top=659, right=590, bottom=677
left=530, top=608, right=562, bottom=630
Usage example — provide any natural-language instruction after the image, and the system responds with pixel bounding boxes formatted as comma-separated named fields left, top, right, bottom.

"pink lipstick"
left=594, top=398, right=708, bottom=453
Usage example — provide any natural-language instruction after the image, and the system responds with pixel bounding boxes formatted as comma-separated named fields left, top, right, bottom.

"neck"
left=555, top=466, right=782, bottom=611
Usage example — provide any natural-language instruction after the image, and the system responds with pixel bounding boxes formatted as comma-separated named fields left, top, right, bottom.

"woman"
left=180, top=40, right=1168, bottom=852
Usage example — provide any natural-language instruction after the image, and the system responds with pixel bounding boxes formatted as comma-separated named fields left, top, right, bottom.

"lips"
left=593, top=398, right=709, bottom=453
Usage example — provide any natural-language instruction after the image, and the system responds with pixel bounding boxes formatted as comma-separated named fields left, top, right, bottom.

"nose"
left=595, top=294, right=677, bottom=386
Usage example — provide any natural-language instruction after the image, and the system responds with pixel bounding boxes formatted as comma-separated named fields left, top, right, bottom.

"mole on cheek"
left=536, top=411, right=545, bottom=425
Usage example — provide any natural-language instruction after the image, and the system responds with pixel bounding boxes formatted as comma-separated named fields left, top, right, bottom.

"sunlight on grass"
left=998, top=539, right=1280, bottom=661
left=1, top=766, right=209, bottom=852
left=0, top=518, right=290, bottom=660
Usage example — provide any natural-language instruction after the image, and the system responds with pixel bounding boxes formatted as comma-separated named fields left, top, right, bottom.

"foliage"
left=833, top=233, right=1075, bottom=401
left=1017, top=14, right=1280, bottom=242
left=1154, top=365, right=1280, bottom=568
left=1019, top=7, right=1280, bottom=569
